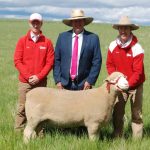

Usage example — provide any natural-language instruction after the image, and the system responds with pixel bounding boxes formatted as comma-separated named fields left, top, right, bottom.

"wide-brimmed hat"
left=29, top=13, right=43, bottom=22
left=62, top=9, right=93, bottom=26
left=113, top=16, right=139, bottom=30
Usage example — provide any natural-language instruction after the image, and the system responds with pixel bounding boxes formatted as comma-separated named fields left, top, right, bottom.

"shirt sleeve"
left=106, top=49, right=116, bottom=75
left=14, top=38, right=31, bottom=81
left=53, top=34, right=62, bottom=84
left=36, top=40, right=54, bottom=80
left=86, top=35, right=102, bottom=85
left=128, top=53, right=144, bottom=88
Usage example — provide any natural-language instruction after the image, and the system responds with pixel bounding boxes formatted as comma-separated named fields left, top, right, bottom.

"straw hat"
left=113, top=16, right=139, bottom=30
left=62, top=9, right=93, bottom=26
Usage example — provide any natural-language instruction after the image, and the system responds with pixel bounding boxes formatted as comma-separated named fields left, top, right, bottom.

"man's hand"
left=56, top=82, right=64, bottom=89
left=29, top=75, right=39, bottom=85
left=83, top=81, right=91, bottom=90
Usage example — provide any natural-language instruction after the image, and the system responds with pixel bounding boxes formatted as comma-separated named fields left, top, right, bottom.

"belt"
left=70, top=77, right=78, bottom=83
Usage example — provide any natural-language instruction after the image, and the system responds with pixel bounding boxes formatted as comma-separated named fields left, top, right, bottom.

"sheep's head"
left=105, top=72, right=124, bottom=81
left=105, top=72, right=128, bottom=92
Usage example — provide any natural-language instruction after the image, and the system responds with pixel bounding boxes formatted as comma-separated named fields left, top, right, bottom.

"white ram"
left=24, top=72, right=126, bottom=143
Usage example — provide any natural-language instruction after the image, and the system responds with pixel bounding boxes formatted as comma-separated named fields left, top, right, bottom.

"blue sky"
left=0, top=0, right=150, bottom=26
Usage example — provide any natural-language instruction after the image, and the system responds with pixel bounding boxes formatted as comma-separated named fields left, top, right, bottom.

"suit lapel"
left=80, top=31, right=87, bottom=58
left=66, top=30, right=73, bottom=65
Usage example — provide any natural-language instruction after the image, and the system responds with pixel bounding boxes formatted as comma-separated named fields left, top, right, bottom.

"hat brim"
left=29, top=19, right=42, bottom=22
left=113, top=24, right=139, bottom=30
left=62, top=17, right=93, bottom=26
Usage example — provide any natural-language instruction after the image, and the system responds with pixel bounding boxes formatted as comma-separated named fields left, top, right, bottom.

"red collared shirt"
left=106, top=35, right=145, bottom=89
left=14, top=30, right=54, bottom=83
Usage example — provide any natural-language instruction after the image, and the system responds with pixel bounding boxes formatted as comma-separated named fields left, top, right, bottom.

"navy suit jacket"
left=53, top=29, right=102, bottom=88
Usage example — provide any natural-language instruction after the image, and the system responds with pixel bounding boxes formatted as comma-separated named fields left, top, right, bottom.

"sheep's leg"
left=87, top=123, right=100, bottom=141
left=24, top=124, right=36, bottom=144
left=35, top=121, right=46, bottom=138
left=23, top=119, right=39, bottom=144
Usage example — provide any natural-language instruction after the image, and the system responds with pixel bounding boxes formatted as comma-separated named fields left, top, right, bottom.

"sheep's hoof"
left=23, top=136, right=30, bottom=144
left=23, top=131, right=36, bottom=144
left=89, top=135, right=98, bottom=141
left=31, top=131, right=37, bottom=139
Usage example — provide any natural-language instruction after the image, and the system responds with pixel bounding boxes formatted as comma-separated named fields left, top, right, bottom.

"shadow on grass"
left=35, top=120, right=150, bottom=141
left=39, top=121, right=115, bottom=141
left=43, top=124, right=89, bottom=139
left=143, top=124, right=150, bottom=137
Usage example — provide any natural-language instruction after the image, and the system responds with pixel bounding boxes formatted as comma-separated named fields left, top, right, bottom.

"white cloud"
left=0, top=0, right=150, bottom=25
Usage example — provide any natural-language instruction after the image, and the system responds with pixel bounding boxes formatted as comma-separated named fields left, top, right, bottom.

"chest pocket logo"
left=40, top=46, right=46, bottom=50
left=126, top=53, right=132, bottom=57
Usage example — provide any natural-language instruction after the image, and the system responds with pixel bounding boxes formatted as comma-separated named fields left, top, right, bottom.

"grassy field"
left=0, top=19, right=150, bottom=150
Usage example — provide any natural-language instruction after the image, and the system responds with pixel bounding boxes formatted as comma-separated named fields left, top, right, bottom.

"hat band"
left=71, top=16, right=85, bottom=18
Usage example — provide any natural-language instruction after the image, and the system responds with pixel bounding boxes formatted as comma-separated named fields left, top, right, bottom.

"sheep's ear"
left=104, top=79, right=109, bottom=83
left=104, top=77, right=110, bottom=83
left=105, top=78, right=117, bottom=84
left=104, top=76, right=111, bottom=82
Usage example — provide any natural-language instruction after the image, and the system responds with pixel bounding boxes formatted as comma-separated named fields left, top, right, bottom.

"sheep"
left=23, top=72, right=126, bottom=143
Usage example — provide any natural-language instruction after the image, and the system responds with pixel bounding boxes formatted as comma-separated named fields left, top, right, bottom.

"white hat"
left=113, top=16, right=139, bottom=30
left=63, top=9, right=93, bottom=26
left=29, top=13, right=43, bottom=22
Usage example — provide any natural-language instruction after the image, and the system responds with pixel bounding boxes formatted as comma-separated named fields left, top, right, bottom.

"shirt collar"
left=72, top=30, right=84, bottom=38
left=30, top=31, right=40, bottom=39
left=30, top=31, right=40, bottom=42
left=116, top=34, right=133, bottom=48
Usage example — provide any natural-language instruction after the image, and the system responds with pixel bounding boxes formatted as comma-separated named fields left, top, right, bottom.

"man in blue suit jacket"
left=53, top=9, right=102, bottom=90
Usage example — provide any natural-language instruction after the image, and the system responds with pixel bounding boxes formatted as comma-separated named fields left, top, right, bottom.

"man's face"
left=71, top=19, right=85, bottom=34
left=29, top=20, right=42, bottom=34
left=118, top=26, right=131, bottom=43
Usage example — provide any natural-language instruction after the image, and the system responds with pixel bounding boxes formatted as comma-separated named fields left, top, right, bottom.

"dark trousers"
left=64, top=78, right=83, bottom=90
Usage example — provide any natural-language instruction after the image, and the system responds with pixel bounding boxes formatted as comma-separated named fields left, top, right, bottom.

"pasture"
left=0, top=19, right=150, bottom=149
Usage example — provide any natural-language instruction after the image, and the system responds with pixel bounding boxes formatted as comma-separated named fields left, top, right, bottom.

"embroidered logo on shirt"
left=115, top=51, right=120, bottom=54
left=39, top=46, right=46, bottom=50
left=26, top=46, right=30, bottom=49
left=126, top=53, right=132, bottom=57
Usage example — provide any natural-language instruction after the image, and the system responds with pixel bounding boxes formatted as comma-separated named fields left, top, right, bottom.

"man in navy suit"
left=53, top=9, right=102, bottom=90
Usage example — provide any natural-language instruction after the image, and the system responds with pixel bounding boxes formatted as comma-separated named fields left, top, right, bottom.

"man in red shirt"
left=14, top=13, right=54, bottom=131
left=106, top=16, right=145, bottom=139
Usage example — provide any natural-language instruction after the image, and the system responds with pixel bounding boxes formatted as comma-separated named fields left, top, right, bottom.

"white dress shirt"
left=30, top=31, right=40, bottom=43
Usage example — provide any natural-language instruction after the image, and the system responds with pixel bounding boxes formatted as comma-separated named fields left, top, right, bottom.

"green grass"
left=0, top=19, right=150, bottom=149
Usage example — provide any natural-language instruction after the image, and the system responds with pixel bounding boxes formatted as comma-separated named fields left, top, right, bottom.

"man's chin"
left=74, top=28, right=83, bottom=34
left=32, top=29, right=40, bottom=34
left=120, top=35, right=127, bottom=40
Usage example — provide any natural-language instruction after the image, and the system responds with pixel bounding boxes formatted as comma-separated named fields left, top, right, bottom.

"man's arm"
left=14, top=38, right=31, bottom=81
left=53, top=34, right=62, bottom=84
left=106, top=50, right=116, bottom=75
left=86, top=35, right=102, bottom=85
left=36, top=39, right=54, bottom=81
